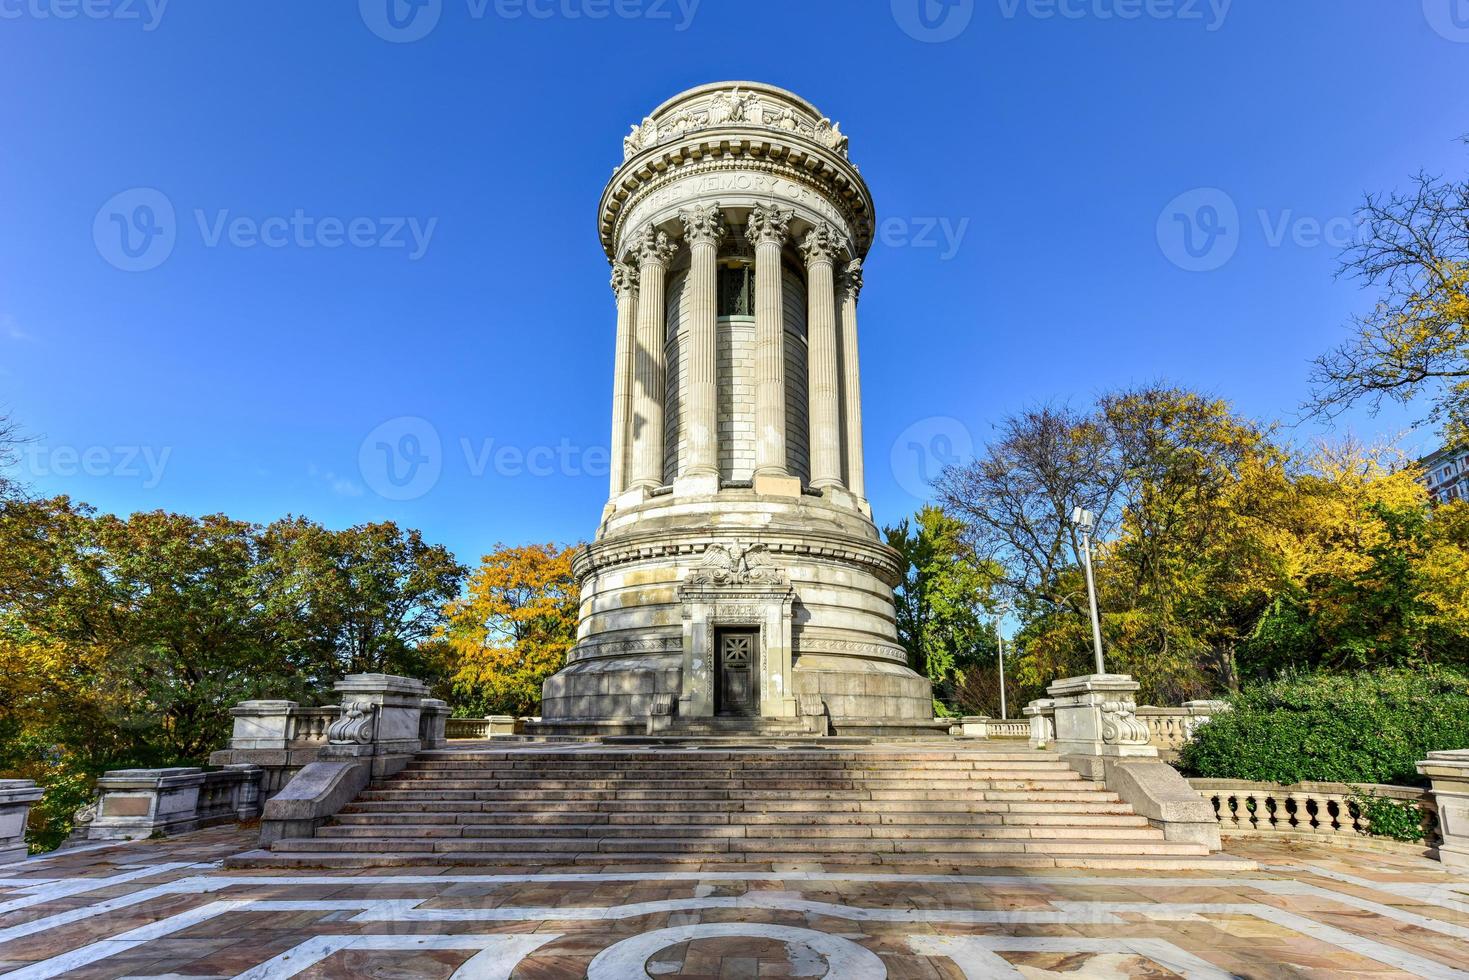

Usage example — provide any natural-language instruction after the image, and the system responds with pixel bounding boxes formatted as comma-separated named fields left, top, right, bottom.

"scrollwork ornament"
left=1099, top=699, right=1149, bottom=746
left=327, top=700, right=377, bottom=745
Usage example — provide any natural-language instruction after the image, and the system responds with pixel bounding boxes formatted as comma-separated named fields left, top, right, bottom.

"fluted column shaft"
left=747, top=205, right=795, bottom=479
left=838, top=260, right=865, bottom=497
left=802, top=224, right=846, bottom=490
left=608, top=261, right=640, bottom=498
left=629, top=227, right=678, bottom=491
left=679, top=205, right=725, bottom=481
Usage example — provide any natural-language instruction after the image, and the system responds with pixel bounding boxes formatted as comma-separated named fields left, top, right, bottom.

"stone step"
left=354, top=786, right=1116, bottom=803
left=341, top=798, right=1135, bottom=816
left=231, top=847, right=1255, bottom=872
left=372, top=776, right=1090, bottom=792
left=399, top=761, right=1075, bottom=775
left=331, top=809, right=1153, bottom=829
left=268, top=835, right=1208, bottom=857
left=317, top=823, right=1166, bottom=842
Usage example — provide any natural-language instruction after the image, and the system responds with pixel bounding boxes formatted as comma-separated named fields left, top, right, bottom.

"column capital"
left=800, top=223, right=848, bottom=266
left=634, top=226, right=678, bottom=266
left=610, top=261, right=640, bottom=296
left=678, top=203, right=727, bottom=248
left=839, top=258, right=864, bottom=302
left=746, top=204, right=795, bottom=248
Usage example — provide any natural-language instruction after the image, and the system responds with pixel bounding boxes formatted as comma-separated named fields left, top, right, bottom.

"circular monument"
left=538, top=82, right=937, bottom=736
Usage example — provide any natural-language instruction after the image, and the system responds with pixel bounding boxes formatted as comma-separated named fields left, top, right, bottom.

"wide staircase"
left=234, top=743, right=1252, bottom=871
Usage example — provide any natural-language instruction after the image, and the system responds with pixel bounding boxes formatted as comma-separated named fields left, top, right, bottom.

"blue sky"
left=1, top=0, right=1465, bottom=564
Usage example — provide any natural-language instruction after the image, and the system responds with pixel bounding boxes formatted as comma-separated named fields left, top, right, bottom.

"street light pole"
left=1072, top=507, right=1106, bottom=675
left=995, top=616, right=1007, bottom=721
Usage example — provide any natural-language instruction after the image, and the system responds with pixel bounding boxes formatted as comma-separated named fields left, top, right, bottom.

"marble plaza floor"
left=0, top=826, right=1466, bottom=978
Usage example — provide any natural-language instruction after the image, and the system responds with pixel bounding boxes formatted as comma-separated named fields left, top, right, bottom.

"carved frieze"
left=623, top=86, right=851, bottom=162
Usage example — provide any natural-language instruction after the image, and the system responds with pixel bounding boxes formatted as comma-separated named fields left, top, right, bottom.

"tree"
left=884, top=506, right=998, bottom=695
left=0, top=413, right=21, bottom=502
left=933, top=404, right=1119, bottom=618
left=439, top=542, right=580, bottom=716
left=258, top=519, right=465, bottom=678
left=1308, top=148, right=1469, bottom=442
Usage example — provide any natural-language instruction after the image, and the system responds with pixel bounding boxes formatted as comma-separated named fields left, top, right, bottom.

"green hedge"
left=1178, top=669, right=1469, bottom=786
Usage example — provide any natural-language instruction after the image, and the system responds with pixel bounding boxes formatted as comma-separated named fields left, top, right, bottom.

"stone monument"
left=538, top=82, right=937, bottom=735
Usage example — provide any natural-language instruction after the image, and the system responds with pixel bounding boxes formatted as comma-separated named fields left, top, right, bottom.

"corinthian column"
left=678, top=204, right=725, bottom=492
left=628, top=226, right=678, bottom=492
left=802, top=223, right=847, bottom=491
left=608, top=260, right=639, bottom=499
left=746, top=204, right=798, bottom=495
left=838, top=259, right=865, bottom=498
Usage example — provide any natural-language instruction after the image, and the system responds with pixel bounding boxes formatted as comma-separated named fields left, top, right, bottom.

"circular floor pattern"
left=586, top=923, right=887, bottom=979
left=645, top=934, right=831, bottom=977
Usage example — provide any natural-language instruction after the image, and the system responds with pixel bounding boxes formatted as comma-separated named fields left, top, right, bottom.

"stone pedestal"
left=322, top=674, right=432, bottom=779
left=1025, top=699, right=1056, bottom=749
left=225, top=700, right=300, bottom=750
left=0, top=780, right=44, bottom=863
left=1046, top=674, right=1156, bottom=759
left=87, top=768, right=208, bottom=841
left=418, top=698, right=449, bottom=751
left=1418, top=749, right=1469, bottom=872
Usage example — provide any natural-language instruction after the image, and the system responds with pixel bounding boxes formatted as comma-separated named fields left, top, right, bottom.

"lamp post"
left=993, top=608, right=1009, bottom=721
left=1071, top=506, right=1106, bottom=675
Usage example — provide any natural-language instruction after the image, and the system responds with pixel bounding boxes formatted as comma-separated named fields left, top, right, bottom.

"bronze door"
left=716, top=629, right=758, bottom=717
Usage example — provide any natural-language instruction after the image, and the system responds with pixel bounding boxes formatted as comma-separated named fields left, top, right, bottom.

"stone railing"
left=1, top=780, right=45, bottom=862
left=951, top=717, right=1029, bottom=739
left=1023, top=698, right=1229, bottom=756
left=82, top=765, right=264, bottom=841
left=1189, top=778, right=1441, bottom=851
left=1135, top=702, right=1230, bottom=756
left=444, top=716, right=526, bottom=740
left=287, top=706, right=340, bottom=745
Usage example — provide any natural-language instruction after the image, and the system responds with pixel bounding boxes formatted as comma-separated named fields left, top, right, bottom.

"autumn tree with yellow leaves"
left=938, top=385, right=1469, bottom=703
left=439, top=542, right=581, bottom=716
left=1308, top=145, right=1469, bottom=443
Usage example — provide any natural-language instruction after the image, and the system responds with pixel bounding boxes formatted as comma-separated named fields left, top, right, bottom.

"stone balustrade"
left=0, top=780, right=44, bottom=863
left=951, top=717, right=1029, bottom=739
left=1190, top=778, right=1441, bottom=852
left=83, top=765, right=263, bottom=841
left=1022, top=698, right=1229, bottom=756
left=445, top=716, right=529, bottom=739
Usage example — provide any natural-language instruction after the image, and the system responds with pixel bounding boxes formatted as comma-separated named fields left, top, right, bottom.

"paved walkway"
left=0, top=827, right=1465, bottom=978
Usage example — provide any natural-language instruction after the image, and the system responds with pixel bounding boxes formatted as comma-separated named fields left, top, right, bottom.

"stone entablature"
left=622, top=83, right=852, bottom=162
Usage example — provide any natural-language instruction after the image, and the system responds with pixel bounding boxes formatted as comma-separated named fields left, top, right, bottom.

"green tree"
left=884, top=507, right=998, bottom=696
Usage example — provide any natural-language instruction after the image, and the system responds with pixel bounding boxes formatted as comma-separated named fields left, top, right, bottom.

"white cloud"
left=1, top=314, right=32, bottom=342
left=308, top=463, right=365, bottom=498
